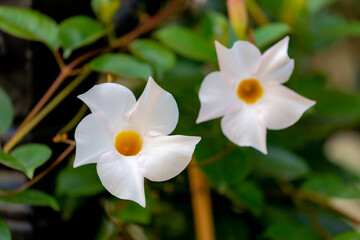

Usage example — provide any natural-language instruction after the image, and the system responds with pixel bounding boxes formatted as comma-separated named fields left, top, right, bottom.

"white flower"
left=196, top=37, right=315, bottom=154
left=74, top=77, right=201, bottom=207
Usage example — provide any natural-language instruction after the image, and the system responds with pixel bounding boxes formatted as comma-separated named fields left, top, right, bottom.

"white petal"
left=256, top=36, right=294, bottom=84
left=138, top=135, right=201, bottom=182
left=97, top=151, right=146, bottom=207
left=215, top=40, right=261, bottom=80
left=130, top=77, right=179, bottom=135
left=197, top=71, right=240, bottom=123
left=258, top=84, right=316, bottom=130
left=78, top=83, right=136, bottom=131
left=221, top=106, right=267, bottom=154
left=74, top=114, right=112, bottom=167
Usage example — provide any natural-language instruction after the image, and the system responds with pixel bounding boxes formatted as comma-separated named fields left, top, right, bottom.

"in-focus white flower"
left=74, top=77, right=201, bottom=207
left=196, top=37, right=315, bottom=154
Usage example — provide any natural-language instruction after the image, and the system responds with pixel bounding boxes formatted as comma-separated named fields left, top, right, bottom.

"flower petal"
left=215, top=40, right=261, bottom=80
left=130, top=77, right=179, bottom=136
left=138, top=135, right=201, bottom=182
left=78, top=83, right=136, bottom=131
left=97, top=151, right=146, bottom=207
left=197, top=71, right=240, bottom=123
left=221, top=106, right=267, bottom=154
left=256, top=36, right=294, bottom=84
left=258, top=84, right=316, bottom=130
left=74, top=114, right=112, bottom=167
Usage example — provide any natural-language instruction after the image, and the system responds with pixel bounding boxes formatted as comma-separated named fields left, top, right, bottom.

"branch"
left=188, top=159, right=216, bottom=240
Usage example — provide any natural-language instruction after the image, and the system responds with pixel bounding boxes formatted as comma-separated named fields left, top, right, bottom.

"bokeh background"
left=0, top=0, right=360, bottom=239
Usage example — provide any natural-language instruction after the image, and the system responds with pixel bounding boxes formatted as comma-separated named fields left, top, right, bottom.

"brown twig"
left=188, top=159, right=216, bottom=240
left=4, top=0, right=186, bottom=152
left=280, top=182, right=360, bottom=226
left=53, top=51, right=66, bottom=70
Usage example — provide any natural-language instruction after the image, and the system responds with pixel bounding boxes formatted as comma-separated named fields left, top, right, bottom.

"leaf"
left=11, top=143, right=52, bottom=179
left=334, top=231, right=360, bottom=240
left=254, top=22, right=291, bottom=49
left=0, top=86, right=14, bottom=134
left=104, top=191, right=154, bottom=224
left=87, top=53, right=153, bottom=81
left=154, top=26, right=217, bottom=64
left=227, top=181, right=263, bottom=215
left=314, top=90, right=360, bottom=118
left=0, top=6, right=59, bottom=51
left=251, top=146, right=310, bottom=180
left=307, top=0, right=337, bottom=14
left=307, top=13, right=360, bottom=50
left=195, top=133, right=251, bottom=191
left=0, top=217, right=10, bottom=240
left=0, top=189, right=60, bottom=211
left=301, top=173, right=360, bottom=199
left=129, top=39, right=176, bottom=78
left=56, top=165, right=105, bottom=197
left=59, top=15, right=106, bottom=58
left=197, top=11, right=231, bottom=46
left=264, top=221, right=319, bottom=240
left=91, top=0, right=122, bottom=25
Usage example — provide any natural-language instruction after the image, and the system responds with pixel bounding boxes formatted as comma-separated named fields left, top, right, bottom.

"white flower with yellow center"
left=196, top=37, right=315, bottom=154
left=74, top=77, right=201, bottom=207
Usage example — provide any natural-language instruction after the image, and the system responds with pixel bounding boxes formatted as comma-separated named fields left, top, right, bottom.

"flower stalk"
left=3, top=71, right=90, bottom=153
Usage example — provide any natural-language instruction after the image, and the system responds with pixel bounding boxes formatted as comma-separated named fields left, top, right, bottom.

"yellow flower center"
left=114, top=130, right=142, bottom=156
left=236, top=78, right=263, bottom=104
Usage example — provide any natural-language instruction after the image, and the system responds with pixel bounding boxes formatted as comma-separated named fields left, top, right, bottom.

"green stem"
left=245, top=0, right=270, bottom=26
left=3, top=71, right=90, bottom=153
left=58, top=104, right=88, bottom=134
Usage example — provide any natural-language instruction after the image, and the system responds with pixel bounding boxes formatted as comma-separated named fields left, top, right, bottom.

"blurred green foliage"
left=0, top=0, right=359, bottom=239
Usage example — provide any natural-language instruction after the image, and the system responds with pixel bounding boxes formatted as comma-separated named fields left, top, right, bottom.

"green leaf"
left=87, top=53, right=153, bottom=81
left=0, top=189, right=59, bottom=211
left=129, top=39, right=176, bottom=78
left=196, top=134, right=251, bottom=191
left=154, top=26, right=217, bottom=64
left=334, top=231, right=360, bottom=240
left=11, top=143, right=52, bottom=179
left=91, top=0, right=122, bottom=25
left=301, top=173, right=360, bottom=199
left=197, top=11, right=231, bottom=46
left=56, top=165, right=105, bottom=197
left=0, top=6, right=59, bottom=51
left=264, top=221, right=319, bottom=240
left=314, top=90, right=360, bottom=118
left=0, top=86, right=14, bottom=134
left=0, top=217, right=10, bottom=240
left=307, top=0, right=337, bottom=14
left=251, top=146, right=310, bottom=180
left=104, top=191, right=154, bottom=224
left=227, top=181, right=263, bottom=215
left=59, top=16, right=106, bottom=58
left=254, top=22, right=291, bottom=49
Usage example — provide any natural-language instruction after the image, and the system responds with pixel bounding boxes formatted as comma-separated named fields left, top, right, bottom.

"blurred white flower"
left=196, top=37, right=315, bottom=154
left=74, top=77, right=201, bottom=207
left=324, top=130, right=360, bottom=176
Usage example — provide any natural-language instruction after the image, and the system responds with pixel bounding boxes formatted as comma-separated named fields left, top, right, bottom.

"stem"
left=58, top=104, right=88, bottom=135
left=53, top=51, right=66, bottom=70
left=3, top=72, right=90, bottom=153
left=295, top=200, right=332, bottom=240
left=0, top=142, right=75, bottom=196
left=245, top=0, right=269, bottom=26
left=4, top=0, right=186, bottom=152
left=190, top=143, right=235, bottom=168
left=188, top=159, right=216, bottom=240
left=280, top=182, right=360, bottom=225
